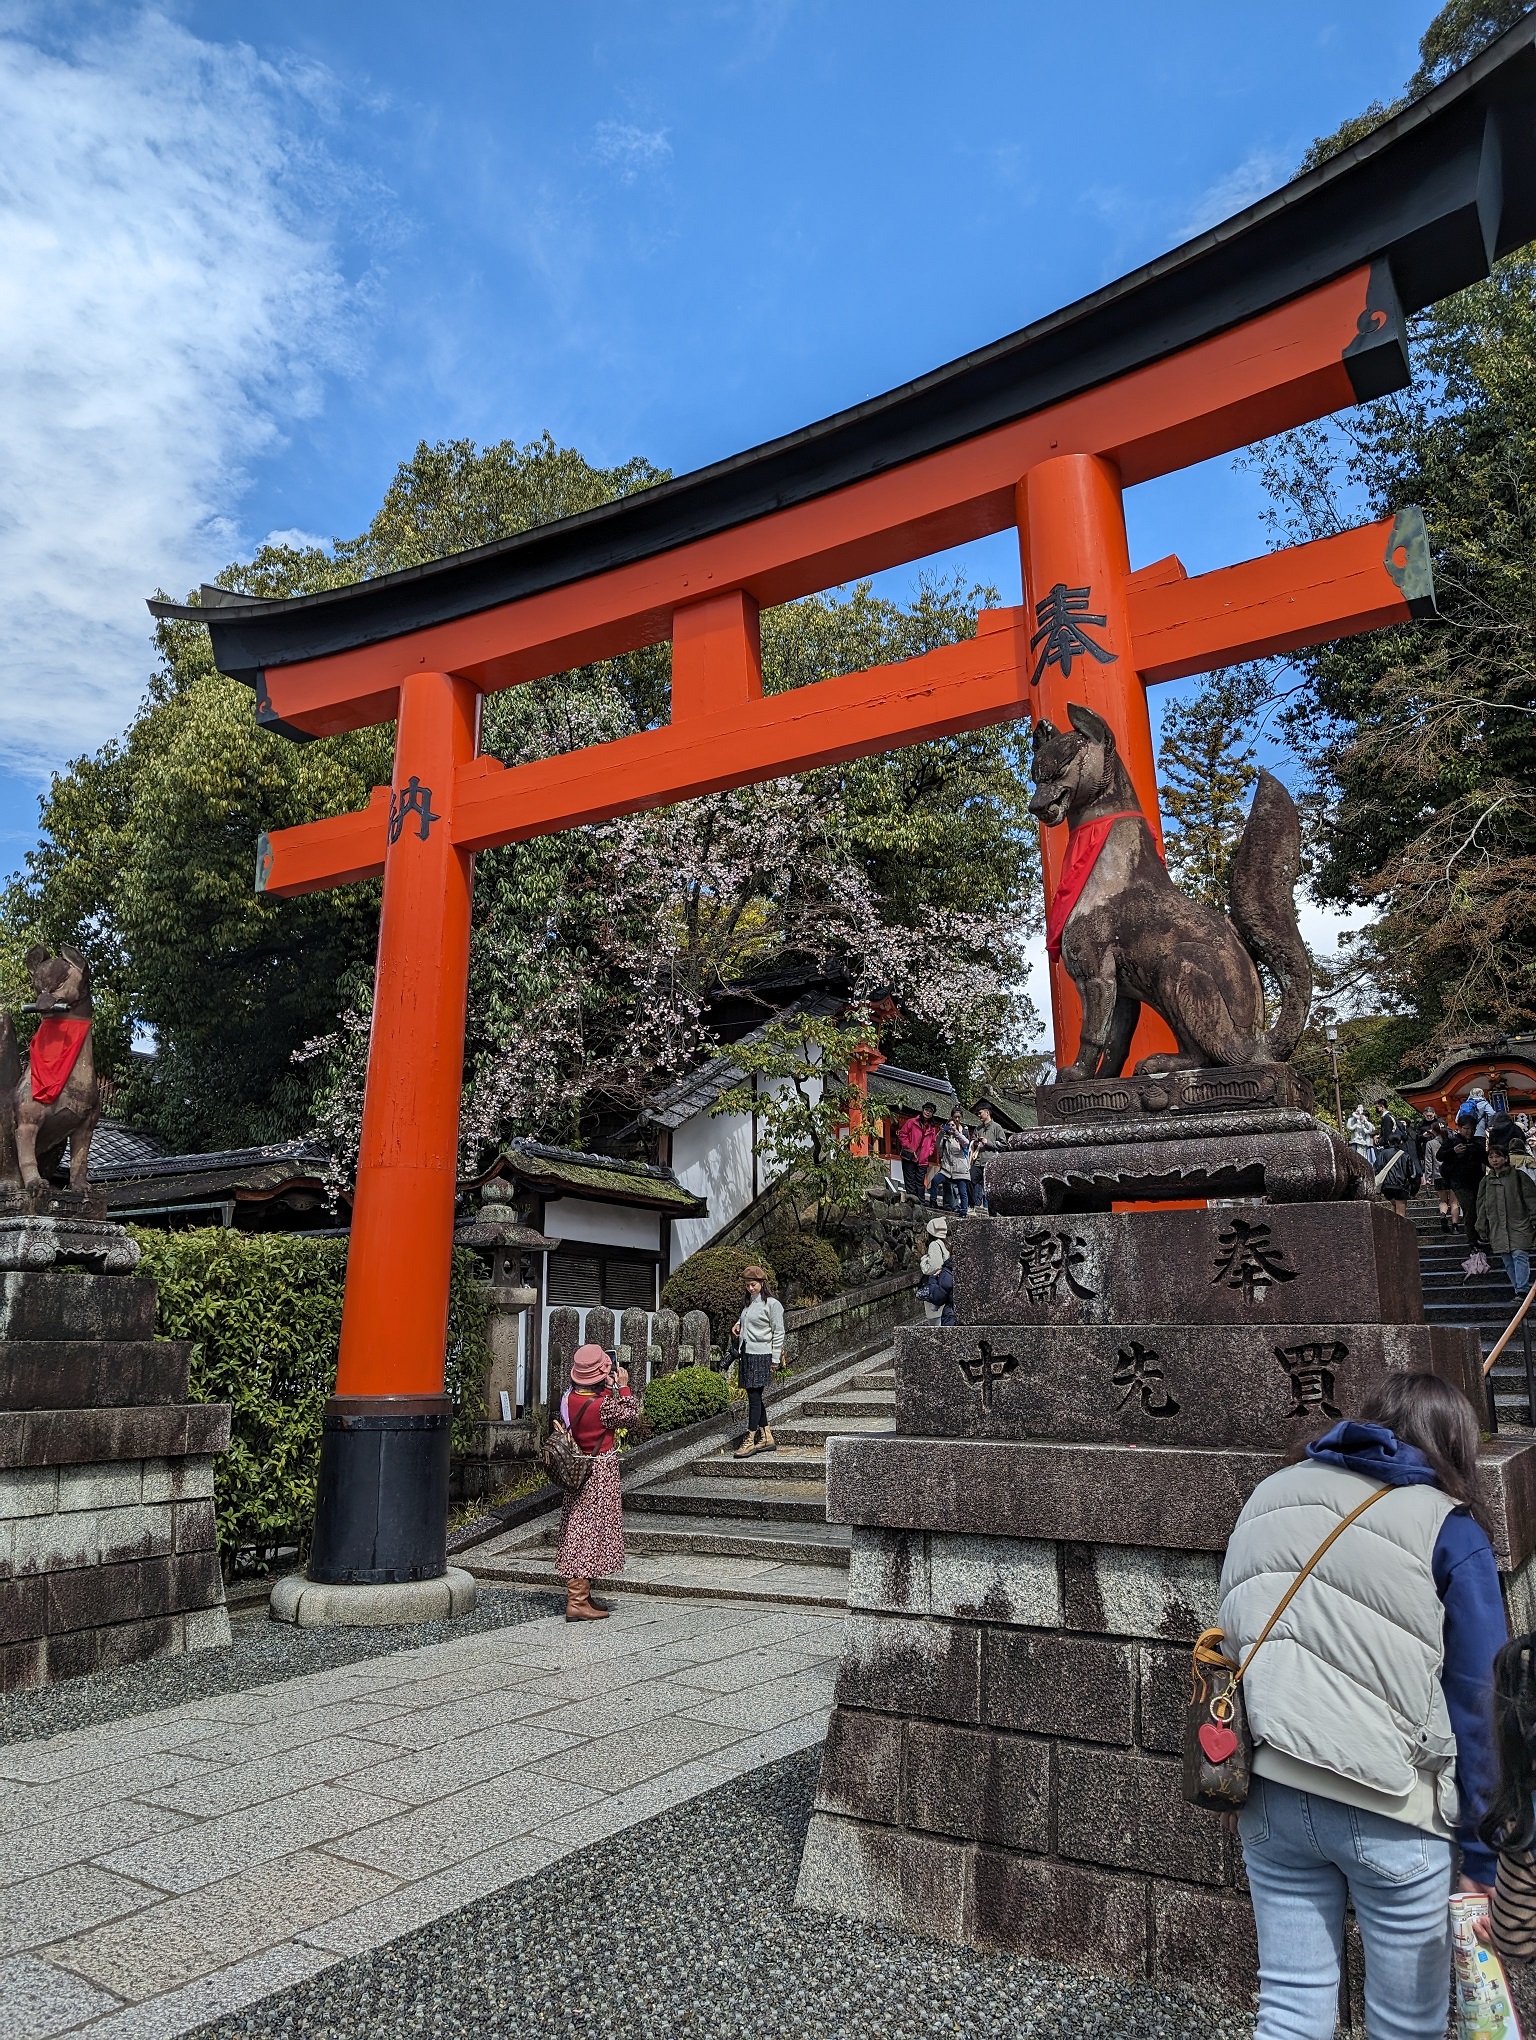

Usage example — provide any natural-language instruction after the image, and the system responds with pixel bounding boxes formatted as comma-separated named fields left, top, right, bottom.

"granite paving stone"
left=0, top=1952, right=122, bottom=2038
left=294, top=1838, right=564, bottom=1959
left=664, top=1645, right=835, bottom=1694
left=0, top=1800, right=191, bottom=1886
left=348, top=1687, right=539, bottom=1752
left=524, top=1675, right=701, bottom=1732
left=136, top=1737, right=408, bottom=1819
left=171, top=1700, right=420, bottom=1757
left=0, top=1756, right=216, bottom=1839
left=42, top=1850, right=398, bottom=2003
left=0, top=1865, right=155, bottom=1958
left=536, top=1714, right=744, bottom=1793
left=334, top=1722, right=581, bottom=1807
left=0, top=1718, right=239, bottom=1788
left=96, top=1784, right=404, bottom=1895
left=183, top=1747, right=1255, bottom=2040
left=322, top=1769, right=604, bottom=1882
left=0, top=1587, right=564, bottom=1750
left=678, top=1666, right=837, bottom=1733
left=71, top=1945, right=338, bottom=2040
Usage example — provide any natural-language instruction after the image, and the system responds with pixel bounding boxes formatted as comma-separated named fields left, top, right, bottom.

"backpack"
left=541, top=1391, right=594, bottom=1494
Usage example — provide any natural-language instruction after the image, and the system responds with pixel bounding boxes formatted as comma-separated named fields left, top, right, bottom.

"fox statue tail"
left=1228, top=769, right=1313, bottom=1062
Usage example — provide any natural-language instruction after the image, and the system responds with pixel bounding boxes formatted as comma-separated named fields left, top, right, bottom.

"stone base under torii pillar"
left=794, top=1141, right=1536, bottom=2010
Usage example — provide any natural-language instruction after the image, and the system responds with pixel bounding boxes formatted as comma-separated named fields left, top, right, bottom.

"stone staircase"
left=1411, top=1199, right=1535, bottom=1425
left=465, top=1354, right=895, bottom=1609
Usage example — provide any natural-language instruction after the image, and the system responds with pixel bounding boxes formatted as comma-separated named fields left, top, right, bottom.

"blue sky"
left=0, top=0, right=1427, bottom=926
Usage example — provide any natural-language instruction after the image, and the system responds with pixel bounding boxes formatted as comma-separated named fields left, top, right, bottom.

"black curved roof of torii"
left=151, top=17, right=1536, bottom=679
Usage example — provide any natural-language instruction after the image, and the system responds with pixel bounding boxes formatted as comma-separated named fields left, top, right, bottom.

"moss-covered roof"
left=493, top=1141, right=707, bottom=1216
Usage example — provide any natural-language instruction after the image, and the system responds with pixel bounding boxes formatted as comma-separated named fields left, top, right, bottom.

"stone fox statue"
left=0, top=945, right=103, bottom=1192
left=1029, top=704, right=1312, bottom=1081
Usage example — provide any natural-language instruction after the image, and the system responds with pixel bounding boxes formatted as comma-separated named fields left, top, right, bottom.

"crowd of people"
left=894, top=1099, right=1005, bottom=1218
left=1347, top=1091, right=1536, bottom=1300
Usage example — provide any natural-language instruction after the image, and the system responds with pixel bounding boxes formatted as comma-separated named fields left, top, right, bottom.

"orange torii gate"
left=153, top=25, right=1536, bottom=1593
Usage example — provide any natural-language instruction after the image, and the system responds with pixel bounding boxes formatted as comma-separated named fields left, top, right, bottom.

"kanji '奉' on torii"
left=151, top=23, right=1536, bottom=1591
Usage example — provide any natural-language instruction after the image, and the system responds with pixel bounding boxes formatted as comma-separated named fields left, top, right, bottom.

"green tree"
left=713, top=1009, right=881, bottom=1228
left=1240, top=0, right=1536, bottom=1064
left=6, top=438, right=1040, bottom=1158
left=1157, top=665, right=1270, bottom=908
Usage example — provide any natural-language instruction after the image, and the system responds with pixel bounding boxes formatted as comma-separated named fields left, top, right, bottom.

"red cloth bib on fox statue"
left=29, top=1017, right=90, bottom=1105
left=1045, top=812, right=1145, bottom=962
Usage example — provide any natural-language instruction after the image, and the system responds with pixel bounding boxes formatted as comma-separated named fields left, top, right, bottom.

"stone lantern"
left=452, top=1179, right=557, bottom=1488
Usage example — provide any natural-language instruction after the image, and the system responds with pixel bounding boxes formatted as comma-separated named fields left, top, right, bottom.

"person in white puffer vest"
left=1218, top=1372, right=1506, bottom=2040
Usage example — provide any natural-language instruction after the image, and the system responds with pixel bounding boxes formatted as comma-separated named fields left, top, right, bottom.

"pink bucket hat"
left=570, top=1344, right=612, bottom=1387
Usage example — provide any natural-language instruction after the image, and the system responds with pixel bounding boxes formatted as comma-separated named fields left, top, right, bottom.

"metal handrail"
left=1483, top=1281, right=1536, bottom=1374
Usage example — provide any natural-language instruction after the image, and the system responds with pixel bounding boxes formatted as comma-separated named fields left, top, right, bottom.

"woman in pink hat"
left=554, top=1344, right=641, bottom=1622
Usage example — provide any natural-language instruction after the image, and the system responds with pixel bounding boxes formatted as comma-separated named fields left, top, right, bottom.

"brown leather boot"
left=759, top=1426, right=777, bottom=1454
left=733, top=1429, right=761, bottom=1459
left=565, top=1578, right=609, bottom=1622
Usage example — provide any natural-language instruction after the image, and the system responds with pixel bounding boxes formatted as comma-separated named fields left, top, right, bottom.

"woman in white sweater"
left=730, top=1264, right=785, bottom=1459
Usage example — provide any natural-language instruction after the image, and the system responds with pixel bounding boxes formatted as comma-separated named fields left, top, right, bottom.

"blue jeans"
left=930, top=1173, right=969, bottom=1215
left=1240, top=1776, right=1451, bottom=2039
left=1503, top=1249, right=1531, bottom=1294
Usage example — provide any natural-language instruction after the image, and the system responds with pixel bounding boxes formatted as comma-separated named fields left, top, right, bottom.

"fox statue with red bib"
left=0, top=946, right=103, bottom=1198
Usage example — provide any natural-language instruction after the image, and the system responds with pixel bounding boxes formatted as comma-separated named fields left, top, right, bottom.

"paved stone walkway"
left=0, top=1596, right=842, bottom=2039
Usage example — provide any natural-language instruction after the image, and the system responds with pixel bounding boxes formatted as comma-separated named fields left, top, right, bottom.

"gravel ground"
left=189, top=1747, right=1256, bottom=2040
left=0, top=1587, right=564, bottom=1746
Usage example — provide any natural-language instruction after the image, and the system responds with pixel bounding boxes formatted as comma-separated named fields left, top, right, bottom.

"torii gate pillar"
left=307, top=669, right=479, bottom=1585
left=1016, top=453, right=1177, bottom=1071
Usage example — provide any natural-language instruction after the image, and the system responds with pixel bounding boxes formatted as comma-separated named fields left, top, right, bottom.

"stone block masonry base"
left=0, top=1253, right=233, bottom=1691
left=792, top=1526, right=1255, bottom=2006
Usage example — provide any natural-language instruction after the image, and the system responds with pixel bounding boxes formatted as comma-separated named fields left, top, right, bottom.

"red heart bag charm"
left=1199, top=1721, right=1239, bottom=1764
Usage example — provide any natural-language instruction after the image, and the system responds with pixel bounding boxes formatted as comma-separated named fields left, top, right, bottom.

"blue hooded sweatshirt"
left=1305, top=1420, right=1506, bottom=1885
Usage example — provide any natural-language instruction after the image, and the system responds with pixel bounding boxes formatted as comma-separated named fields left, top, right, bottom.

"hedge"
left=130, top=1228, right=490, bottom=1569
left=660, top=1244, right=777, bottom=1346
left=643, top=1365, right=730, bottom=1432
left=762, top=1228, right=842, bottom=1303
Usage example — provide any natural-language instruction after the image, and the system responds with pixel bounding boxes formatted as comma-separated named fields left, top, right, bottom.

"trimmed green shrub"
left=762, top=1229, right=842, bottom=1303
left=130, top=1228, right=490, bottom=1569
left=660, top=1244, right=777, bottom=1346
left=644, top=1364, right=730, bottom=1432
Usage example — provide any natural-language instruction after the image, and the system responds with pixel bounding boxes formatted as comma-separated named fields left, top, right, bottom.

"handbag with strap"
left=1184, top=1482, right=1392, bottom=1812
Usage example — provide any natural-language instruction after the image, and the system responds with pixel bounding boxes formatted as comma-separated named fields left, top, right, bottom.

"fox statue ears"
left=1031, top=704, right=1118, bottom=758
left=1066, top=702, right=1117, bottom=750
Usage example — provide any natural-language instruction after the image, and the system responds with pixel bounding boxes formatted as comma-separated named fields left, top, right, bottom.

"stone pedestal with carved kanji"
left=794, top=1118, right=1536, bottom=2010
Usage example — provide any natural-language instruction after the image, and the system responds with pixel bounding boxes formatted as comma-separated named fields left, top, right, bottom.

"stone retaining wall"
left=784, top=1271, right=919, bottom=1372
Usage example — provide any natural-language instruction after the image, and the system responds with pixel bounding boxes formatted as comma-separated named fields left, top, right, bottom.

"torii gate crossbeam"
left=151, top=21, right=1536, bottom=1592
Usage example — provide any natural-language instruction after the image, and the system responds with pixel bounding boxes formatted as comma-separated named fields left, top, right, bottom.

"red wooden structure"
left=153, top=25, right=1536, bottom=1585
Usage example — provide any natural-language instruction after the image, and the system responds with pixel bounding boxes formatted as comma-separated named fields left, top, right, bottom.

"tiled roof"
left=495, top=1140, right=707, bottom=1216
left=643, top=994, right=844, bottom=1131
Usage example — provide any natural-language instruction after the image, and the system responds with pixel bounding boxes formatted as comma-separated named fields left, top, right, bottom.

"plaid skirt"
left=555, top=1451, right=626, bottom=1580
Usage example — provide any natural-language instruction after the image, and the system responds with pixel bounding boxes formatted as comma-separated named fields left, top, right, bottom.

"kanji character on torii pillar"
left=151, top=29, right=1536, bottom=1613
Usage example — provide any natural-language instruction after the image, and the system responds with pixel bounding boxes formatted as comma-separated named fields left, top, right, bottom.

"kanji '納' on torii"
left=150, top=30, right=1536, bottom=1593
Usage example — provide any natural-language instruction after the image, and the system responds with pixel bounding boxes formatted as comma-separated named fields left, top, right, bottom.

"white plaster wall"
left=540, top=1199, right=661, bottom=1252
left=669, top=1107, right=755, bottom=1268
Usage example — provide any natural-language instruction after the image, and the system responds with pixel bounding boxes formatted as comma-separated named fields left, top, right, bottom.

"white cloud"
left=1182, top=146, right=1295, bottom=238
left=591, top=120, right=672, bottom=184
left=0, top=10, right=362, bottom=772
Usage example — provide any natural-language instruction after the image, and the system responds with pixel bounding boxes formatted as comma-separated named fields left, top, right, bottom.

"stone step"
left=771, top=1415, right=897, bottom=1447
left=596, top=1510, right=852, bottom=1568
left=470, top=1550, right=850, bottom=1609
left=689, top=1447, right=830, bottom=1481
left=800, top=1389, right=896, bottom=1418
left=624, top=1475, right=831, bottom=1522
left=856, top=1370, right=896, bottom=1391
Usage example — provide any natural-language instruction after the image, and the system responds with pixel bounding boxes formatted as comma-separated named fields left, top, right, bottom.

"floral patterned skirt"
left=555, top=1451, right=626, bottom=1580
